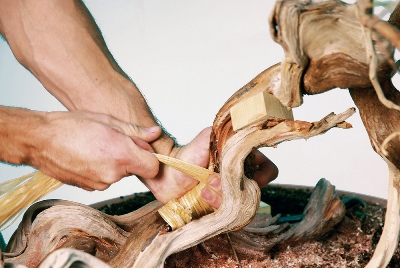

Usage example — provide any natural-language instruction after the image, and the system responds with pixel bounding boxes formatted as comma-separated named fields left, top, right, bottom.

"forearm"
left=0, top=0, right=175, bottom=154
left=0, top=105, right=163, bottom=190
left=0, top=106, right=43, bottom=165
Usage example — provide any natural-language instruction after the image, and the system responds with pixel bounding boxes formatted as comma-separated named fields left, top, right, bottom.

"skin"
left=0, top=107, right=162, bottom=191
left=0, top=0, right=278, bottom=207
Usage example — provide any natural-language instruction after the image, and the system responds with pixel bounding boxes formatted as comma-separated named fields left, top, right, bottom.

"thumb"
left=130, top=136, right=154, bottom=152
left=113, top=123, right=162, bottom=143
left=176, top=127, right=211, bottom=168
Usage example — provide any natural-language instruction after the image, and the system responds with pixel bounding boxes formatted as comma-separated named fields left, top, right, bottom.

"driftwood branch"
left=6, top=0, right=400, bottom=267
left=356, top=0, right=400, bottom=112
left=271, top=0, right=400, bottom=266
left=270, top=0, right=395, bottom=105
left=228, top=178, right=345, bottom=254
left=3, top=63, right=355, bottom=267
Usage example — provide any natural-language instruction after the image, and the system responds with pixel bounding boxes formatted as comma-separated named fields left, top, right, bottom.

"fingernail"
left=201, top=187, right=215, bottom=202
left=208, top=175, right=221, bottom=189
left=145, top=126, right=161, bottom=133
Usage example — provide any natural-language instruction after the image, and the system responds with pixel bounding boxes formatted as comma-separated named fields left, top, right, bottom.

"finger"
left=91, top=113, right=162, bottom=142
left=207, top=173, right=222, bottom=195
left=252, top=150, right=279, bottom=188
left=112, top=122, right=161, bottom=142
left=201, top=186, right=222, bottom=209
left=126, top=146, right=160, bottom=180
left=201, top=173, right=222, bottom=209
left=130, top=136, right=154, bottom=152
left=176, top=127, right=212, bottom=168
left=39, top=164, right=111, bottom=191
left=77, top=181, right=110, bottom=191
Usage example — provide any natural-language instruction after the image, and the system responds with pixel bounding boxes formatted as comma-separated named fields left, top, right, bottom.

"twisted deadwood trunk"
left=270, top=0, right=400, bottom=266
left=349, top=83, right=400, bottom=268
left=5, top=0, right=399, bottom=266
left=2, top=61, right=354, bottom=267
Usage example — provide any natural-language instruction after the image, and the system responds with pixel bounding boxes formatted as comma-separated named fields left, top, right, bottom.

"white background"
left=0, top=0, right=394, bottom=241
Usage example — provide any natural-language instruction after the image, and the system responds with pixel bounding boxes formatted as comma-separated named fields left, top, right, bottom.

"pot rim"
left=268, top=183, right=387, bottom=207
left=91, top=183, right=387, bottom=208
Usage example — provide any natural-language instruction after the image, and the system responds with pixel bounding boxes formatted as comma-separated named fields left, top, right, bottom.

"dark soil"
left=98, top=191, right=156, bottom=215
left=97, top=185, right=312, bottom=217
left=98, top=185, right=400, bottom=267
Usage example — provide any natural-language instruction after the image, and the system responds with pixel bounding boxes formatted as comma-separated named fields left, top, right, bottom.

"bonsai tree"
left=3, top=0, right=400, bottom=267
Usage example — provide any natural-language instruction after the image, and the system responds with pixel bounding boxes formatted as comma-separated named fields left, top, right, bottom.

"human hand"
left=140, top=126, right=278, bottom=208
left=141, top=127, right=212, bottom=204
left=29, top=111, right=162, bottom=190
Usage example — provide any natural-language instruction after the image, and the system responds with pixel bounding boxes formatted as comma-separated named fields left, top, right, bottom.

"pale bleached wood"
left=5, top=202, right=130, bottom=266
left=2, top=108, right=354, bottom=267
left=230, top=91, right=293, bottom=132
left=6, top=0, right=399, bottom=265
left=4, top=85, right=355, bottom=268
left=269, top=0, right=394, bottom=105
left=5, top=177, right=345, bottom=268
left=365, top=159, right=400, bottom=268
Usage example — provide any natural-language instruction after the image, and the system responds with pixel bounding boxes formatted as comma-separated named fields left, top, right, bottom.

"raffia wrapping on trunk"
left=154, top=153, right=216, bottom=230
left=158, top=183, right=214, bottom=230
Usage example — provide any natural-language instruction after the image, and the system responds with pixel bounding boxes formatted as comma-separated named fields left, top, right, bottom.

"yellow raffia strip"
left=153, top=153, right=213, bottom=184
left=0, top=171, right=62, bottom=229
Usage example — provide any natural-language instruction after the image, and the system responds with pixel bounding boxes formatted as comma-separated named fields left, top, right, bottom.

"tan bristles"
left=0, top=171, right=62, bottom=229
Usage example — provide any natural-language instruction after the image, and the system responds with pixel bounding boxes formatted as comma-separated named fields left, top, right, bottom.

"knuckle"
left=102, top=175, right=119, bottom=185
left=136, top=160, right=159, bottom=179
left=99, top=169, right=121, bottom=185
left=96, top=183, right=111, bottom=191
left=146, top=166, right=159, bottom=178
left=127, top=124, right=140, bottom=137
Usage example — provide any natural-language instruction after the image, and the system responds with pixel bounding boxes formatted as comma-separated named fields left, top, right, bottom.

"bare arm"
left=0, top=0, right=172, bottom=147
left=0, top=106, right=161, bottom=190
left=0, top=0, right=277, bottom=204
left=0, top=1, right=140, bottom=116
left=0, top=0, right=197, bottom=202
